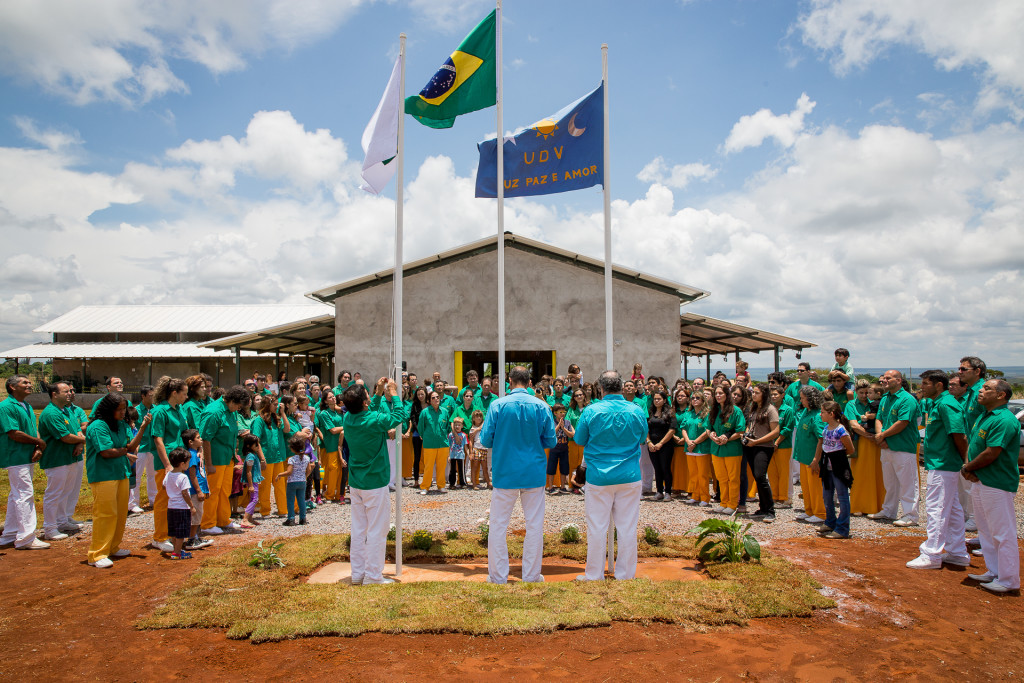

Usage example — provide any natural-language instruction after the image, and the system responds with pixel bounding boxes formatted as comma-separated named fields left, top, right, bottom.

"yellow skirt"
left=849, top=437, right=886, bottom=514
left=671, top=448, right=689, bottom=493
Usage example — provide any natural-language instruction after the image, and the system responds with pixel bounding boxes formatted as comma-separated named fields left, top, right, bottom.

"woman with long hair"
left=405, top=387, right=429, bottom=487
left=181, top=375, right=207, bottom=430
left=148, top=376, right=186, bottom=552
left=253, top=395, right=288, bottom=516
left=670, top=388, right=690, bottom=496
left=315, top=391, right=346, bottom=502
left=742, top=384, right=780, bottom=522
left=769, top=386, right=796, bottom=509
left=707, top=385, right=746, bottom=514
left=566, top=387, right=588, bottom=490
left=792, top=385, right=827, bottom=524
left=646, top=389, right=677, bottom=501
left=678, top=391, right=712, bottom=506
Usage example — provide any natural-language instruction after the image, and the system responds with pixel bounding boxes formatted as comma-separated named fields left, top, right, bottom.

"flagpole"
left=393, top=33, right=406, bottom=579
left=602, top=42, right=615, bottom=577
left=495, top=0, right=506, bottom=398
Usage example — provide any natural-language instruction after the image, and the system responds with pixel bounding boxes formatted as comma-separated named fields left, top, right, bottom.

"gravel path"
left=120, top=469, right=1024, bottom=548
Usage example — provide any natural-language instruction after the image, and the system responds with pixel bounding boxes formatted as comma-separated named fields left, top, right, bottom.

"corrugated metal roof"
left=680, top=313, right=816, bottom=357
left=202, top=314, right=335, bottom=355
left=34, top=304, right=330, bottom=334
left=307, top=232, right=709, bottom=304
left=0, top=342, right=273, bottom=359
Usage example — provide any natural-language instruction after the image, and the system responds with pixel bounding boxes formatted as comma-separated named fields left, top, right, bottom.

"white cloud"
left=636, top=157, right=717, bottom=189
left=724, top=93, right=816, bottom=152
left=13, top=116, right=82, bottom=151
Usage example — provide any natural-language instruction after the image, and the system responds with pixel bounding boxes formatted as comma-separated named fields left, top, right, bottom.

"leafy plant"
left=560, top=523, right=581, bottom=543
left=444, top=527, right=460, bottom=540
left=344, top=534, right=351, bottom=548
left=643, top=524, right=661, bottom=545
left=687, top=515, right=760, bottom=563
left=411, top=529, right=434, bottom=551
left=248, top=540, right=285, bottom=570
left=477, top=516, right=489, bottom=545
left=387, top=524, right=396, bottom=541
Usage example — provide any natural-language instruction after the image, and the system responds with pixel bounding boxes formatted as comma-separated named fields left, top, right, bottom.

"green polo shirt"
left=776, top=402, right=796, bottom=446
left=85, top=419, right=130, bottom=483
left=967, top=405, right=1021, bottom=493
left=452, top=403, right=477, bottom=434
left=0, top=397, right=37, bottom=468
left=149, top=402, right=186, bottom=471
left=710, top=405, right=745, bottom=458
left=89, top=394, right=132, bottom=419
left=236, top=411, right=256, bottom=455
left=473, top=393, right=497, bottom=414
left=252, top=416, right=285, bottom=464
left=961, top=380, right=984, bottom=433
left=181, top=398, right=205, bottom=430
left=198, top=398, right=238, bottom=467
left=38, top=402, right=80, bottom=469
left=417, top=405, right=453, bottom=449
left=315, top=408, right=344, bottom=453
left=546, top=392, right=571, bottom=408
left=785, top=379, right=825, bottom=407
left=343, top=396, right=405, bottom=490
left=678, top=410, right=711, bottom=454
left=921, top=391, right=967, bottom=471
left=792, top=408, right=825, bottom=466
left=877, top=388, right=920, bottom=454
left=136, top=402, right=154, bottom=454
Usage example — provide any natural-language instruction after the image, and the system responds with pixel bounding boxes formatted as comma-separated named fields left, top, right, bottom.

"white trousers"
left=130, top=451, right=157, bottom=508
left=488, top=486, right=545, bottom=583
left=66, top=459, right=84, bottom=521
left=958, top=474, right=974, bottom=521
left=919, top=469, right=968, bottom=563
left=639, top=444, right=654, bottom=493
left=42, top=463, right=79, bottom=532
left=1, top=464, right=38, bottom=547
left=349, top=486, right=391, bottom=584
left=386, top=439, right=398, bottom=486
left=880, top=449, right=920, bottom=522
left=582, top=480, right=642, bottom=581
left=971, top=482, right=1020, bottom=589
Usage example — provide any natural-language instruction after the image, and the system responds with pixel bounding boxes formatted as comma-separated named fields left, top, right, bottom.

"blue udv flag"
left=475, top=84, right=603, bottom=198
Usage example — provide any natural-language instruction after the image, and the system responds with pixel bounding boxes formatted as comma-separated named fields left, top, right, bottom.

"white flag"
left=360, top=57, right=402, bottom=194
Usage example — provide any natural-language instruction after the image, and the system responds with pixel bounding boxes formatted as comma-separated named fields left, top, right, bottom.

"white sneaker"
left=202, top=527, right=224, bottom=535
left=964, top=518, right=977, bottom=532
left=721, top=507, right=736, bottom=515
left=794, top=512, right=809, bottom=521
left=227, top=521, right=242, bottom=530
left=58, top=522, right=82, bottom=532
left=362, top=578, right=395, bottom=585
left=906, top=556, right=942, bottom=569
left=942, top=554, right=971, bottom=567
left=972, top=548, right=985, bottom=556
left=698, top=501, right=711, bottom=508
left=866, top=513, right=892, bottom=521
left=112, top=548, right=131, bottom=558
left=967, top=571, right=996, bottom=582
left=804, top=516, right=825, bottom=524
left=17, top=539, right=51, bottom=550
left=130, top=506, right=145, bottom=514
left=981, top=580, right=1014, bottom=593
left=89, top=557, right=114, bottom=568
left=893, top=519, right=919, bottom=527
left=150, top=540, right=174, bottom=552
left=43, top=531, right=69, bottom=541
left=68, top=518, right=85, bottom=525
left=350, top=576, right=363, bottom=586
left=419, top=489, right=428, bottom=495
left=440, top=488, right=449, bottom=493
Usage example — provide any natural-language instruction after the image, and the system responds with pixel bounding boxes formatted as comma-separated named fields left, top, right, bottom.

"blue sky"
left=0, top=0, right=1021, bottom=369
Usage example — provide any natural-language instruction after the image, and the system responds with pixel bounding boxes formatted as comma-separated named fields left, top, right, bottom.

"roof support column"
left=275, top=352, right=280, bottom=382
left=148, top=361, right=153, bottom=385
left=234, top=346, right=241, bottom=385
left=215, top=360, right=221, bottom=388
left=82, top=358, right=87, bottom=393
left=682, top=354, right=688, bottom=381
left=774, top=345, right=780, bottom=373
left=706, top=355, right=711, bottom=383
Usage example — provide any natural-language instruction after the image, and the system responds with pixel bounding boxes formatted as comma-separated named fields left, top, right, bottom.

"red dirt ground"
left=1, top=529, right=1021, bottom=682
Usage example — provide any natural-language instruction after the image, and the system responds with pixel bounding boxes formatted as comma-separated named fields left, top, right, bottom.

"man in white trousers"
left=38, top=382, right=86, bottom=541
left=480, top=366, right=556, bottom=584
left=342, top=377, right=405, bottom=586
left=870, top=370, right=921, bottom=526
left=129, top=384, right=156, bottom=513
left=0, top=375, right=50, bottom=550
left=962, top=379, right=1021, bottom=593
left=906, top=370, right=969, bottom=569
left=574, top=371, right=648, bottom=581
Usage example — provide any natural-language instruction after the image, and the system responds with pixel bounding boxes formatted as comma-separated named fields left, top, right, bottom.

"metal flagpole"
left=496, top=0, right=506, bottom=398
left=393, top=33, right=406, bottom=579
left=602, top=42, right=615, bottom=576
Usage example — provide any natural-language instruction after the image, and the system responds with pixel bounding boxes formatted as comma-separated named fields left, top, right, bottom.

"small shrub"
left=444, top=527, right=460, bottom=540
left=387, top=524, right=396, bottom=541
left=687, top=514, right=760, bottom=563
left=643, top=525, right=661, bottom=545
left=477, top=516, right=489, bottom=545
left=411, top=529, right=434, bottom=551
left=344, top=534, right=351, bottom=548
left=560, top=523, right=581, bottom=543
left=248, top=540, right=285, bottom=570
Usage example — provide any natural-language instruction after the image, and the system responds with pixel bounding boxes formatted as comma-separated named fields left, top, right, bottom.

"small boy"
left=447, top=418, right=467, bottom=489
left=830, top=348, right=856, bottom=400
left=182, top=429, right=213, bottom=550
left=164, top=447, right=197, bottom=559
left=547, top=404, right=573, bottom=493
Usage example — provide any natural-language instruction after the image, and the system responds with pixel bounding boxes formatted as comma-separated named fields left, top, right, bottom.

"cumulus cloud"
left=636, top=158, right=717, bottom=189
left=724, top=93, right=816, bottom=152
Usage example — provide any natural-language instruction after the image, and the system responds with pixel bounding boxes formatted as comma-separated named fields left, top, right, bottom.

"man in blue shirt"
left=573, top=370, right=648, bottom=580
left=480, top=366, right=556, bottom=584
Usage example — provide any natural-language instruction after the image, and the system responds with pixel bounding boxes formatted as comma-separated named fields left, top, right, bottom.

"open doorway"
left=458, top=350, right=554, bottom=386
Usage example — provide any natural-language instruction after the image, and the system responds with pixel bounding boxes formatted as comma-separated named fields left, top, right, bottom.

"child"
left=164, top=447, right=197, bottom=559
left=824, top=371, right=851, bottom=411
left=735, top=359, right=751, bottom=384
left=296, top=395, right=315, bottom=433
left=631, top=363, right=645, bottom=384
left=303, top=438, right=320, bottom=510
left=830, top=348, right=856, bottom=400
left=276, top=436, right=313, bottom=526
left=468, top=410, right=489, bottom=490
left=547, top=404, right=573, bottom=493
left=241, top=434, right=263, bottom=528
left=182, top=429, right=213, bottom=549
left=812, top=401, right=856, bottom=539
left=447, top=417, right=468, bottom=489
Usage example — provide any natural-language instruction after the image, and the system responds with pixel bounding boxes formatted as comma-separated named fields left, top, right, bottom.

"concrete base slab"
left=307, top=558, right=705, bottom=585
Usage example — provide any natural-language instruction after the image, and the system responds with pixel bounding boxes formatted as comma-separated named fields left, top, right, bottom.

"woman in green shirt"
left=181, top=375, right=207, bottom=430
left=678, top=391, right=712, bottom=506
left=148, top=376, right=187, bottom=552
left=792, top=385, right=826, bottom=523
left=86, top=393, right=148, bottom=568
left=253, top=396, right=289, bottom=516
left=315, top=391, right=346, bottom=502
left=707, top=385, right=746, bottom=514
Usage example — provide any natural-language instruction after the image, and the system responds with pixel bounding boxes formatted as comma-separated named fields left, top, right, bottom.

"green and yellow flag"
left=404, top=10, right=496, bottom=129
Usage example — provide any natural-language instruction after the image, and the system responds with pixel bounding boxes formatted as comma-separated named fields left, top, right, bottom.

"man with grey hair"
left=870, top=369, right=921, bottom=526
left=957, top=356, right=987, bottom=533
left=480, top=365, right=556, bottom=584
left=573, top=370, right=648, bottom=580
left=0, top=375, right=50, bottom=549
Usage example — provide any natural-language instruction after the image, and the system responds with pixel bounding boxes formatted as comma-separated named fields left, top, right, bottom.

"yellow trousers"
left=89, top=478, right=128, bottom=563
left=768, top=448, right=792, bottom=503
left=401, top=439, right=414, bottom=479
left=799, top=464, right=826, bottom=518
left=202, top=461, right=233, bottom=528
left=687, top=454, right=712, bottom=503
left=259, top=461, right=288, bottom=515
left=849, top=438, right=886, bottom=514
left=568, top=442, right=584, bottom=472
left=420, top=448, right=447, bottom=490
left=711, top=456, right=742, bottom=509
left=152, top=468, right=168, bottom=543
left=322, top=450, right=342, bottom=500
left=671, top=448, right=689, bottom=492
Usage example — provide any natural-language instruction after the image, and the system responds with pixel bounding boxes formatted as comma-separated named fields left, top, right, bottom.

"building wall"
left=334, top=246, right=682, bottom=383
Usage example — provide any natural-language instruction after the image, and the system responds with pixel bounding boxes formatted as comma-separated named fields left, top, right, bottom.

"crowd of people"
left=0, top=349, right=1019, bottom=592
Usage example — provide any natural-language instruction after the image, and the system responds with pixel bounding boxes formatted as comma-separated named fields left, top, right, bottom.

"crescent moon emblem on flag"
left=568, top=113, right=585, bottom=137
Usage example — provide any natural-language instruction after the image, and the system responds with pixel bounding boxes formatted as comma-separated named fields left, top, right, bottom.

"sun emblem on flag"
left=532, top=118, right=558, bottom=139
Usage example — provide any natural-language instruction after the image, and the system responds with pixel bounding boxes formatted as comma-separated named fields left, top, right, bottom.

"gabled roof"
left=680, top=313, right=816, bottom=357
left=307, top=232, right=709, bottom=304
left=35, top=304, right=330, bottom=334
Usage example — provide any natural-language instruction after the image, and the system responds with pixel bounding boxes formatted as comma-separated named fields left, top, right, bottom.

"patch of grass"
left=139, top=533, right=834, bottom=642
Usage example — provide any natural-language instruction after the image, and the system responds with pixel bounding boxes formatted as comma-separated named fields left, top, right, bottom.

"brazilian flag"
left=405, top=10, right=496, bottom=129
